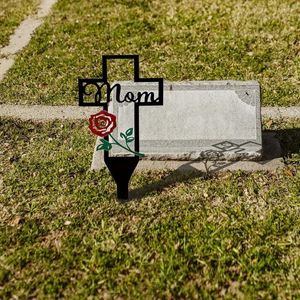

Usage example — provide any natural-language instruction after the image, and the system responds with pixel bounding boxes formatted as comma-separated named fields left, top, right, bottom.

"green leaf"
left=126, top=137, right=134, bottom=143
left=120, top=133, right=126, bottom=139
left=97, top=144, right=105, bottom=151
left=105, top=143, right=112, bottom=150
left=100, top=138, right=110, bottom=145
left=97, top=141, right=112, bottom=151
left=126, top=128, right=133, bottom=136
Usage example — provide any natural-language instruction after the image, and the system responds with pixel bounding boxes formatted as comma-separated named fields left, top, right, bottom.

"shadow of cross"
left=78, top=55, right=164, bottom=199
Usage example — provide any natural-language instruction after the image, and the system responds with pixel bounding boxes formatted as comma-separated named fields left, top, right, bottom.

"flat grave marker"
left=92, top=80, right=262, bottom=167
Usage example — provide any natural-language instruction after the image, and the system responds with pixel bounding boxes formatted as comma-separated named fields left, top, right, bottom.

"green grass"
left=0, top=117, right=300, bottom=299
left=0, top=0, right=40, bottom=48
left=0, top=0, right=299, bottom=106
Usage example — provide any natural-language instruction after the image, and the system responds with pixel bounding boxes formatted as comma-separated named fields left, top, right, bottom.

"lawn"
left=0, top=117, right=299, bottom=299
left=0, top=0, right=39, bottom=48
left=0, top=0, right=299, bottom=106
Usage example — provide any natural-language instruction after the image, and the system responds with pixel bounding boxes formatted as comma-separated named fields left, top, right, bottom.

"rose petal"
left=88, top=110, right=117, bottom=137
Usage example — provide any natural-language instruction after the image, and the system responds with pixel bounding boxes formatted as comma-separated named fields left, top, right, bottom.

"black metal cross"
left=79, top=55, right=163, bottom=199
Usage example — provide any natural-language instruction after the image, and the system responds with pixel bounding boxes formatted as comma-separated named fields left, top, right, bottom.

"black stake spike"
left=104, top=156, right=139, bottom=200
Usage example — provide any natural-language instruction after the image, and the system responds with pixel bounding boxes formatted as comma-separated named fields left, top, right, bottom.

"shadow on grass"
left=274, top=128, right=300, bottom=160
left=128, top=160, right=238, bottom=201
left=126, top=129, right=300, bottom=201
left=128, top=163, right=207, bottom=201
left=261, top=129, right=300, bottom=160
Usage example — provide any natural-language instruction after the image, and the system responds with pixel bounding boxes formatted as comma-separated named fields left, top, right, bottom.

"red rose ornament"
left=89, top=110, right=117, bottom=137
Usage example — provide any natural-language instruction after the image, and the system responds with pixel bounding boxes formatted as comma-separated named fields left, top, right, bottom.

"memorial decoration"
left=79, top=55, right=164, bottom=199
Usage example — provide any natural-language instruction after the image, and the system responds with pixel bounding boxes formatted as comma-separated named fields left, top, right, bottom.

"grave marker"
left=92, top=80, right=262, bottom=169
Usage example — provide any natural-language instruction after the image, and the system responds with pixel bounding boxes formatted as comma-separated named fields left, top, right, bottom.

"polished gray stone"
left=93, top=81, right=262, bottom=163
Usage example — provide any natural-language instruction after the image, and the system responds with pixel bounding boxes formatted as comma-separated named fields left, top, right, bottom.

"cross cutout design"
left=79, top=55, right=163, bottom=154
left=79, top=55, right=164, bottom=199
